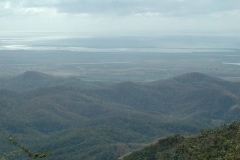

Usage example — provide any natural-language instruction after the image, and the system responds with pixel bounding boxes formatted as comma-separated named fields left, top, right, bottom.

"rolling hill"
left=0, top=71, right=112, bottom=91
left=120, top=121, right=240, bottom=160
left=0, top=72, right=240, bottom=159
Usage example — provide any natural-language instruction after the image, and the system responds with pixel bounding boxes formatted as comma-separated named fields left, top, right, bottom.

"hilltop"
left=0, top=71, right=112, bottom=91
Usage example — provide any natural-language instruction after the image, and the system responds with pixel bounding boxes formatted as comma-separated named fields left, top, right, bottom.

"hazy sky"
left=0, top=0, right=239, bottom=36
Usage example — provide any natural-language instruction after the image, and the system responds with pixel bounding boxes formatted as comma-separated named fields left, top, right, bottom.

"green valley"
left=0, top=71, right=240, bottom=159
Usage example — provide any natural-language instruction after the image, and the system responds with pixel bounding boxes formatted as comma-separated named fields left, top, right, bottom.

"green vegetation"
left=0, top=72, right=240, bottom=159
left=0, top=71, right=113, bottom=91
left=1, top=138, right=53, bottom=160
left=121, top=121, right=240, bottom=160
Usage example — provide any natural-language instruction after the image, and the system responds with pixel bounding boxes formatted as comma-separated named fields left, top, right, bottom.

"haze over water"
left=1, top=32, right=239, bottom=53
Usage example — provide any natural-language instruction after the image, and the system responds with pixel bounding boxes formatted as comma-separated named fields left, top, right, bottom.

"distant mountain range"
left=0, top=71, right=240, bottom=160
left=0, top=71, right=112, bottom=91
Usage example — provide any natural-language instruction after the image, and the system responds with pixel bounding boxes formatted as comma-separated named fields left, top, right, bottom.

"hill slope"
left=0, top=71, right=112, bottom=91
left=120, top=121, right=240, bottom=160
left=0, top=72, right=240, bottom=159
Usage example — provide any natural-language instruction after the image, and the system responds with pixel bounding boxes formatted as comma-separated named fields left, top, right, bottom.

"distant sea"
left=0, top=32, right=239, bottom=53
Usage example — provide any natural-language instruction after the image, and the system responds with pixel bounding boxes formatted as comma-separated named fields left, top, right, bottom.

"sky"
left=0, top=0, right=240, bottom=36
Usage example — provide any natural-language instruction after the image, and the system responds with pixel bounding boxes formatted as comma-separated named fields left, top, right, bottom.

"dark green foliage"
left=0, top=150, right=22, bottom=160
left=0, top=71, right=112, bottom=91
left=121, top=121, right=240, bottom=160
left=1, top=72, right=240, bottom=159
left=1, top=138, right=53, bottom=160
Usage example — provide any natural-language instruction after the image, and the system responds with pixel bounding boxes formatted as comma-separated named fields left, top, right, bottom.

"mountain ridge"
left=1, top=71, right=240, bottom=159
left=0, top=71, right=112, bottom=91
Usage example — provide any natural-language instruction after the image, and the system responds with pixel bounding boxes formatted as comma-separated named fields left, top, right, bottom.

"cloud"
left=0, top=0, right=239, bottom=34
left=0, top=1, right=57, bottom=17
left=44, top=0, right=240, bottom=17
left=1, top=0, right=239, bottom=17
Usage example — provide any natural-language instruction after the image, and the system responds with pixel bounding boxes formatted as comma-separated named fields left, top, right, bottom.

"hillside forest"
left=0, top=71, right=240, bottom=159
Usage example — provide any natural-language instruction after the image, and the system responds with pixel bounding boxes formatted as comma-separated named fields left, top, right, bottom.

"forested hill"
left=0, top=71, right=112, bottom=91
left=120, top=121, right=240, bottom=160
left=0, top=72, right=240, bottom=159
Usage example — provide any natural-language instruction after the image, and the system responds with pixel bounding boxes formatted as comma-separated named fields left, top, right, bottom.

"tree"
left=0, top=138, right=53, bottom=160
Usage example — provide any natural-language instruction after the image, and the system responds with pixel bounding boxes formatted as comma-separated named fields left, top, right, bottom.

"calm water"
left=0, top=32, right=239, bottom=53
